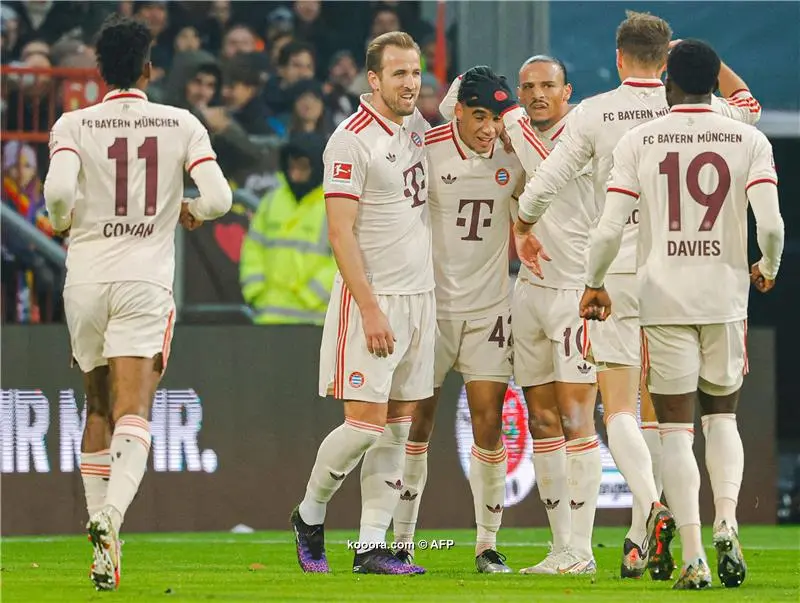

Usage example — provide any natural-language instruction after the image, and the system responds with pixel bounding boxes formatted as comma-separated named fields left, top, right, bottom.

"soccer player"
left=43, top=16, right=232, bottom=591
left=579, top=39, right=783, bottom=589
left=391, top=66, right=525, bottom=573
left=512, top=11, right=762, bottom=579
left=290, top=31, right=433, bottom=576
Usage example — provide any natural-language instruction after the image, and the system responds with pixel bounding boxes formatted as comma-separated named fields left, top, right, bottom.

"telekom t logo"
left=456, top=199, right=495, bottom=241
left=403, top=161, right=427, bottom=207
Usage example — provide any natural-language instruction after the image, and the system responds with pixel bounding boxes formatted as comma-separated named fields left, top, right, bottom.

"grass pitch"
left=2, top=526, right=798, bottom=602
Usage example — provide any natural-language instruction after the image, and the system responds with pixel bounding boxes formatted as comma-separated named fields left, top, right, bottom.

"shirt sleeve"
left=584, top=132, right=640, bottom=287
left=184, top=111, right=218, bottom=173
left=322, top=130, right=368, bottom=201
left=710, top=89, right=762, bottom=126
left=438, top=74, right=462, bottom=121
left=48, top=114, right=80, bottom=163
left=746, top=132, right=783, bottom=279
left=516, top=104, right=595, bottom=224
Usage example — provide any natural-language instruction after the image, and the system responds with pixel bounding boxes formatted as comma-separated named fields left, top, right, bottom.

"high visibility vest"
left=239, top=174, right=336, bottom=324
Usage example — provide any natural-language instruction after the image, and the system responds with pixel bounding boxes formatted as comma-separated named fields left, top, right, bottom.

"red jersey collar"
left=622, top=77, right=664, bottom=88
left=359, top=94, right=403, bottom=136
left=103, top=89, right=148, bottom=102
left=670, top=104, right=713, bottom=113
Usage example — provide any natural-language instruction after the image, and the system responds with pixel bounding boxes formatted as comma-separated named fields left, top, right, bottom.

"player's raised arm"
left=710, top=56, right=762, bottom=125
left=184, top=114, right=232, bottom=221
left=515, top=104, right=595, bottom=230
left=438, top=73, right=462, bottom=121
left=746, top=134, right=784, bottom=291
left=43, top=115, right=81, bottom=233
left=583, top=131, right=640, bottom=310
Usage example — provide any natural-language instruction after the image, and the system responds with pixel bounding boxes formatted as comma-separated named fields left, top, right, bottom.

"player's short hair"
left=667, top=39, right=721, bottom=95
left=521, top=54, right=569, bottom=85
left=94, top=15, right=152, bottom=90
left=365, top=31, right=420, bottom=75
left=616, top=10, right=672, bottom=67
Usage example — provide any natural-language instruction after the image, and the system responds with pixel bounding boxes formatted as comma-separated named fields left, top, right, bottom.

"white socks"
left=470, top=444, right=507, bottom=556
left=532, top=436, right=570, bottom=552
left=358, top=417, right=412, bottom=554
left=104, top=415, right=152, bottom=533
left=606, top=412, right=659, bottom=547
left=80, top=449, right=111, bottom=517
left=642, top=421, right=663, bottom=497
left=702, top=413, right=743, bottom=532
left=299, top=417, right=384, bottom=525
left=566, top=435, right=602, bottom=561
left=393, top=441, right=429, bottom=546
left=660, top=423, right=705, bottom=564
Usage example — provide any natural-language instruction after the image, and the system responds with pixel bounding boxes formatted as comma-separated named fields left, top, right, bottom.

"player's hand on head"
left=512, top=228, right=551, bottom=279
left=750, top=261, right=775, bottom=293
left=361, top=306, right=396, bottom=358
left=579, top=286, right=612, bottom=321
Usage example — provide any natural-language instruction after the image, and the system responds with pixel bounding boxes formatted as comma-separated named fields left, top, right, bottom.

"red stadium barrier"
left=1, top=66, right=108, bottom=143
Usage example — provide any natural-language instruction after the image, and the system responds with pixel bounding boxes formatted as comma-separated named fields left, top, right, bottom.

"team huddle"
left=43, top=10, right=782, bottom=595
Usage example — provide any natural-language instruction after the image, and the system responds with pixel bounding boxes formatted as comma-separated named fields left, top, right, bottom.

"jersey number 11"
left=108, top=137, right=158, bottom=216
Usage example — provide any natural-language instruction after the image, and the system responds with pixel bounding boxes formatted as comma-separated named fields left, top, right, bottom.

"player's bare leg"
left=639, top=379, right=662, bottom=498
left=698, top=387, right=746, bottom=587
left=393, top=391, right=439, bottom=561
left=554, top=381, right=601, bottom=574
left=518, top=383, right=569, bottom=574
left=599, top=365, right=670, bottom=579
left=88, top=354, right=163, bottom=591
left=80, top=367, right=113, bottom=519
left=652, top=392, right=711, bottom=590
left=464, top=378, right=512, bottom=574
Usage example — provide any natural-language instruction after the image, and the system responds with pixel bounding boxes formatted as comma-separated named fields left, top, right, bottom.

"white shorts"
left=433, top=310, right=512, bottom=387
left=587, top=273, right=640, bottom=368
left=318, top=277, right=436, bottom=403
left=64, top=282, right=175, bottom=374
left=642, top=321, right=748, bottom=396
left=512, top=278, right=596, bottom=387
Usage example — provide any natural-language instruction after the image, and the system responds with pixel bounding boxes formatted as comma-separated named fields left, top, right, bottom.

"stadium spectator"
left=221, top=23, right=259, bottom=60
left=174, top=24, right=201, bottom=54
left=264, top=6, right=294, bottom=45
left=286, top=79, right=336, bottom=138
left=292, top=0, right=337, bottom=80
left=1, top=4, right=20, bottom=61
left=239, top=132, right=334, bottom=325
left=416, top=73, right=444, bottom=126
left=323, top=50, right=359, bottom=125
left=134, top=1, right=171, bottom=81
left=263, top=39, right=316, bottom=114
left=268, top=31, right=294, bottom=73
left=222, top=53, right=274, bottom=137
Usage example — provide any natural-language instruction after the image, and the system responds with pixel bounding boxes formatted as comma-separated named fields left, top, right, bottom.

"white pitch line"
left=3, top=536, right=798, bottom=551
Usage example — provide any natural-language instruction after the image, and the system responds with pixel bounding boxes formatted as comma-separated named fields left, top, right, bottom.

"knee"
left=559, top=407, right=594, bottom=440
left=528, top=408, right=563, bottom=440
left=408, top=404, right=436, bottom=442
left=471, top=407, right=503, bottom=448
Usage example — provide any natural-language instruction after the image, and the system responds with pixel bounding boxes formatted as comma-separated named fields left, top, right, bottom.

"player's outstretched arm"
left=515, top=106, right=594, bottom=232
left=713, top=61, right=762, bottom=124
left=44, top=117, right=81, bottom=233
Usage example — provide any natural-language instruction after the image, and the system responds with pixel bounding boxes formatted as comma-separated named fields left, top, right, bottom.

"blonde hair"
left=616, top=10, right=672, bottom=67
left=365, top=31, right=420, bottom=75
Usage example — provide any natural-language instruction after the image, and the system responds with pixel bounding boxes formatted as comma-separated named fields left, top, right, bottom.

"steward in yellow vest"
left=239, top=133, right=336, bottom=324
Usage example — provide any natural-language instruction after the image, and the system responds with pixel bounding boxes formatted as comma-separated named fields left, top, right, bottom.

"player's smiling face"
left=517, top=61, right=572, bottom=129
left=371, top=45, right=421, bottom=117
left=455, top=105, right=501, bottom=154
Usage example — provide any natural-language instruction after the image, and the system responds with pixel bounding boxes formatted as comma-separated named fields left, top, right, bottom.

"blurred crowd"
left=0, top=0, right=456, bottom=324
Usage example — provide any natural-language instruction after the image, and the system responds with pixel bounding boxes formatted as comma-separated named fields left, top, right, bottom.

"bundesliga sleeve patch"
left=331, top=162, right=353, bottom=183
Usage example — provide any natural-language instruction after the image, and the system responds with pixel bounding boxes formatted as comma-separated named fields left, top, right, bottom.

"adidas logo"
left=570, top=500, right=585, bottom=510
left=577, top=362, right=592, bottom=375
left=486, top=503, right=503, bottom=514
left=441, top=174, right=457, bottom=184
left=400, top=489, right=418, bottom=501
left=385, top=479, right=403, bottom=490
left=386, top=153, right=396, bottom=162
left=329, top=471, right=345, bottom=480
left=544, top=498, right=560, bottom=510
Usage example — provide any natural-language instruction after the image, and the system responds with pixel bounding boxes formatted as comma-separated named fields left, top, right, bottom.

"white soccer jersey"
left=323, top=95, right=434, bottom=295
left=501, top=107, right=596, bottom=289
left=516, top=78, right=762, bottom=275
left=425, top=121, right=525, bottom=319
left=48, top=88, right=217, bottom=291
left=597, top=105, right=778, bottom=325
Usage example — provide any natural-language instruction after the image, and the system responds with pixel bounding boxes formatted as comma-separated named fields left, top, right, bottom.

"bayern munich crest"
left=411, top=132, right=423, bottom=147
left=349, top=371, right=364, bottom=388
left=495, top=168, right=510, bottom=186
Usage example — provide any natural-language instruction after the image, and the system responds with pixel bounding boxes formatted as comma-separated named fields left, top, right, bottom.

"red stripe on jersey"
left=424, top=134, right=454, bottom=147
left=426, top=123, right=451, bottom=138
left=671, top=107, right=713, bottom=113
left=519, top=118, right=549, bottom=160
left=425, top=130, right=454, bottom=142
left=345, top=110, right=370, bottom=132
left=334, top=286, right=353, bottom=398
left=742, top=319, right=749, bottom=375
left=450, top=123, right=468, bottom=159
left=161, top=308, right=174, bottom=374
left=623, top=81, right=663, bottom=88
left=324, top=192, right=360, bottom=201
left=104, top=92, right=147, bottom=102
left=50, top=147, right=80, bottom=160
left=607, top=187, right=640, bottom=199
left=729, top=88, right=750, bottom=98
left=551, top=124, right=566, bottom=141
left=360, top=102, right=393, bottom=135
left=188, top=156, right=215, bottom=172
left=745, top=178, right=778, bottom=192
left=352, top=115, right=373, bottom=134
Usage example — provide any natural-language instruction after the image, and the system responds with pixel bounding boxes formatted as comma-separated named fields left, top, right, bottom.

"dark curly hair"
left=95, top=15, right=152, bottom=90
left=667, top=39, right=721, bottom=95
